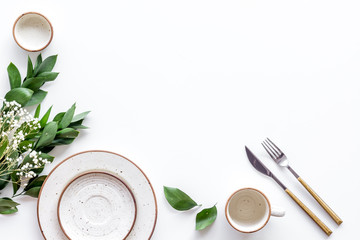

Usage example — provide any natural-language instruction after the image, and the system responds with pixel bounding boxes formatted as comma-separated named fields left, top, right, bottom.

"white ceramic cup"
left=225, top=188, right=285, bottom=233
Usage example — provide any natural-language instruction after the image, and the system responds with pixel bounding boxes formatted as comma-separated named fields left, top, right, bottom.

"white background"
left=0, top=0, right=358, bottom=239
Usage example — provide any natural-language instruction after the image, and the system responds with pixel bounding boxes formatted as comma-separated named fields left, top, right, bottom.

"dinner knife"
left=245, top=146, right=332, bottom=236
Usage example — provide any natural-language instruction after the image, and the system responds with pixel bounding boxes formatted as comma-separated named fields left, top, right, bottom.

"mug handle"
left=271, top=205, right=285, bottom=217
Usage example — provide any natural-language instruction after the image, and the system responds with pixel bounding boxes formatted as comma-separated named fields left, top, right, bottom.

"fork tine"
left=262, top=140, right=278, bottom=157
left=266, top=138, right=283, bottom=155
left=261, top=142, right=277, bottom=160
left=264, top=138, right=281, bottom=157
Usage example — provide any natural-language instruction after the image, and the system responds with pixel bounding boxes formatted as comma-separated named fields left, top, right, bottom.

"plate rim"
left=57, top=171, right=138, bottom=240
left=37, top=150, right=158, bottom=240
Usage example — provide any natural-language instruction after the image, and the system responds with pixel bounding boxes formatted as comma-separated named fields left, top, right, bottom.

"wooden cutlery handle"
left=298, top=177, right=343, bottom=225
left=285, top=189, right=332, bottom=236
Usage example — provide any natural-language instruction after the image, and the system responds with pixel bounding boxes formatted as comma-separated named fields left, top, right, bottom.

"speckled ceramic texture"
left=13, top=12, right=53, bottom=52
left=38, top=151, right=157, bottom=240
left=58, top=172, right=136, bottom=240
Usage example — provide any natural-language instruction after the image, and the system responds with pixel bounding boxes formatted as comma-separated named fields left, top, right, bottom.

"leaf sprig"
left=164, top=186, right=217, bottom=230
left=5, top=54, right=58, bottom=107
left=0, top=197, right=19, bottom=214
left=0, top=54, right=89, bottom=214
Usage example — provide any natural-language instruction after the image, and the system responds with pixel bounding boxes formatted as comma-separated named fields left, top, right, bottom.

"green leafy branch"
left=0, top=54, right=89, bottom=214
left=164, top=186, right=217, bottom=231
left=10, top=103, right=89, bottom=198
left=5, top=54, right=58, bottom=107
left=31, top=103, right=90, bottom=154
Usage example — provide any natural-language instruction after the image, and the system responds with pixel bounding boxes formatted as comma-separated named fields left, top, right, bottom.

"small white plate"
left=13, top=12, right=53, bottom=52
left=58, top=172, right=136, bottom=240
left=38, top=151, right=157, bottom=240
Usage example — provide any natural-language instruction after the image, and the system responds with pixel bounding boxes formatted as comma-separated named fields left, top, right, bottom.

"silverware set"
left=245, top=138, right=342, bottom=236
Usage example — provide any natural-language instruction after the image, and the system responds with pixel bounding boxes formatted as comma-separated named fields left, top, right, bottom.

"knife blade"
left=245, top=146, right=332, bottom=236
left=245, top=146, right=286, bottom=190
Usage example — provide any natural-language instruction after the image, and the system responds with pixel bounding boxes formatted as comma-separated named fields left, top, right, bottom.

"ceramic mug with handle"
left=225, top=188, right=285, bottom=233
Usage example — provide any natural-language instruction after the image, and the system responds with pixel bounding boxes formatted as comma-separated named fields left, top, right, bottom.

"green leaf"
left=18, top=140, right=35, bottom=153
left=33, top=54, right=42, bottom=74
left=0, top=207, right=18, bottom=214
left=35, top=104, right=41, bottom=118
left=34, top=55, right=57, bottom=76
left=20, top=155, right=31, bottom=166
left=5, top=88, right=33, bottom=106
left=69, top=119, right=84, bottom=128
left=24, top=175, right=47, bottom=191
left=36, top=72, right=59, bottom=81
left=0, top=178, right=10, bottom=190
left=21, top=77, right=48, bottom=91
left=39, top=146, right=55, bottom=153
left=196, top=205, right=217, bottom=230
left=25, top=90, right=48, bottom=106
left=164, top=186, right=198, bottom=211
left=56, top=128, right=80, bottom=138
left=48, top=138, right=75, bottom=146
left=59, top=104, right=76, bottom=129
left=0, top=179, right=8, bottom=190
left=71, top=111, right=90, bottom=123
left=25, top=132, right=40, bottom=140
left=11, top=172, right=21, bottom=196
left=39, top=153, right=54, bottom=163
left=0, top=168, right=10, bottom=190
left=0, top=198, right=19, bottom=214
left=26, top=56, right=34, bottom=79
left=40, top=106, right=52, bottom=128
left=0, top=198, right=19, bottom=207
left=69, top=124, right=88, bottom=130
left=36, top=121, right=58, bottom=149
left=53, top=112, right=65, bottom=122
left=7, top=63, right=21, bottom=89
left=24, top=186, right=41, bottom=198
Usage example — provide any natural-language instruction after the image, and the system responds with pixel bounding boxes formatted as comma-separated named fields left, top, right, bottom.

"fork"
left=262, top=138, right=343, bottom=225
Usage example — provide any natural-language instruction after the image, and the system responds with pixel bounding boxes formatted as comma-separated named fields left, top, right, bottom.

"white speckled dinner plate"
left=37, top=151, right=157, bottom=240
left=58, top=172, right=137, bottom=240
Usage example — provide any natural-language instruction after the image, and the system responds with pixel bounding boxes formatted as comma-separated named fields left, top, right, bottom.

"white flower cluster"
left=17, top=165, right=36, bottom=179
left=0, top=99, right=40, bottom=153
left=29, top=150, right=50, bottom=166
left=15, top=151, right=50, bottom=179
left=0, top=99, right=45, bottom=180
left=1, top=100, right=39, bottom=126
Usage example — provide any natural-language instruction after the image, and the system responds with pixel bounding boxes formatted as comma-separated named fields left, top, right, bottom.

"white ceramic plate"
left=58, top=172, right=137, bottom=240
left=38, top=151, right=157, bottom=240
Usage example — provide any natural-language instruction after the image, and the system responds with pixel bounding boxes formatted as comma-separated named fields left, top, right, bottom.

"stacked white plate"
left=37, top=151, right=157, bottom=240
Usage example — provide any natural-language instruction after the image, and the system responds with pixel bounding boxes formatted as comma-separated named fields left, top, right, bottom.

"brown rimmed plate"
left=58, top=172, right=137, bottom=240
left=37, top=150, right=157, bottom=240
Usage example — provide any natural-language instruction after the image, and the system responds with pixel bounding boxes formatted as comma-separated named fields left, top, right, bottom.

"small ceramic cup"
left=13, top=12, right=53, bottom=52
left=225, top=188, right=285, bottom=233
